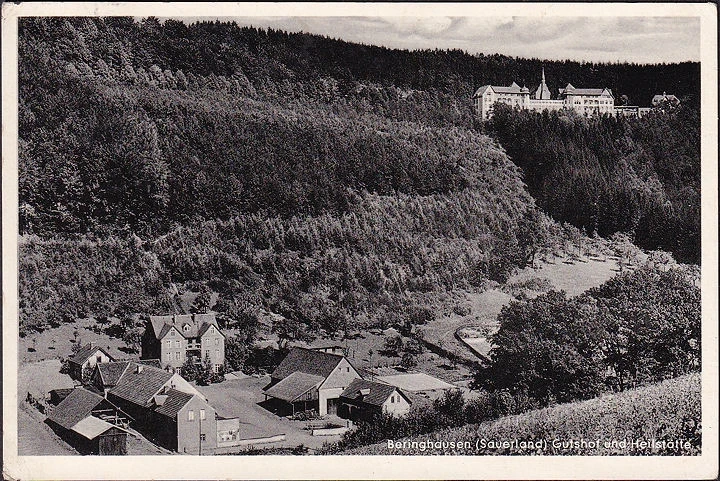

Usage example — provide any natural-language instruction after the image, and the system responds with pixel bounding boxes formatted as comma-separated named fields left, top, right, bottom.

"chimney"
left=360, top=388, right=370, bottom=396
left=136, top=364, right=144, bottom=374
left=153, top=394, right=168, bottom=406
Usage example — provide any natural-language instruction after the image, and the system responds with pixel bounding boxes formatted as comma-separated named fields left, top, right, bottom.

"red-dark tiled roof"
left=263, top=372, right=324, bottom=402
left=108, top=363, right=173, bottom=407
left=340, top=379, right=410, bottom=408
left=154, top=389, right=194, bottom=418
left=68, top=344, right=114, bottom=365
left=270, top=347, right=345, bottom=381
left=47, top=387, right=105, bottom=429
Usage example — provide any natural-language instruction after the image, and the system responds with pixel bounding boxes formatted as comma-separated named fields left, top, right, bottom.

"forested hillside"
left=19, top=17, right=542, bottom=336
left=18, top=17, right=701, bottom=339
left=488, top=104, right=700, bottom=263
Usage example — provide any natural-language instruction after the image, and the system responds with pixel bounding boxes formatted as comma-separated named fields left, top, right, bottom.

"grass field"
left=446, top=255, right=621, bottom=360
left=19, top=317, right=133, bottom=364
left=351, top=373, right=701, bottom=455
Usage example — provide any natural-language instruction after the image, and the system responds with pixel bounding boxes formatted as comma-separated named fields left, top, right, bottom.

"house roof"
left=492, top=83, right=525, bottom=94
left=68, top=344, right=114, bottom=366
left=47, top=387, right=105, bottom=430
left=340, top=379, right=410, bottom=407
left=149, top=313, right=222, bottom=340
left=263, top=372, right=324, bottom=402
left=70, top=415, right=124, bottom=439
left=652, top=93, right=679, bottom=104
left=96, top=361, right=131, bottom=387
left=154, top=388, right=195, bottom=418
left=108, top=363, right=173, bottom=407
left=561, top=86, right=613, bottom=97
left=270, top=347, right=345, bottom=381
left=473, top=85, right=491, bottom=96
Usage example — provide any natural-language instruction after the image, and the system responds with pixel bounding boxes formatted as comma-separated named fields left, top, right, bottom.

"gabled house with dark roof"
left=89, top=359, right=163, bottom=395
left=104, top=361, right=215, bottom=454
left=339, top=379, right=412, bottom=421
left=68, top=343, right=115, bottom=381
left=263, top=347, right=362, bottom=416
left=142, top=313, right=225, bottom=372
left=46, top=387, right=131, bottom=455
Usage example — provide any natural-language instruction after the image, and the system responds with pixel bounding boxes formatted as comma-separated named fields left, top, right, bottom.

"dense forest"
left=18, top=17, right=701, bottom=339
left=487, top=103, right=700, bottom=263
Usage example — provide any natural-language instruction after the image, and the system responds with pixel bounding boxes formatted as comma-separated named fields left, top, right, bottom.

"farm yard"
left=196, top=376, right=346, bottom=451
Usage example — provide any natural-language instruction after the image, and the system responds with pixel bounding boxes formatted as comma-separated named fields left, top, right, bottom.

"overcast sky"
left=175, top=16, right=699, bottom=64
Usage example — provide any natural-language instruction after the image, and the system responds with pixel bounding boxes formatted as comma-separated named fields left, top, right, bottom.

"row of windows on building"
left=165, top=338, right=221, bottom=348
left=165, top=349, right=220, bottom=361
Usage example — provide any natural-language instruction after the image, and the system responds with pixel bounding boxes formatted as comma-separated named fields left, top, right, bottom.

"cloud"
left=167, top=15, right=700, bottom=64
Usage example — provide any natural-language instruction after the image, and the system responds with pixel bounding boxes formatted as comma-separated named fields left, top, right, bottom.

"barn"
left=46, top=387, right=131, bottom=455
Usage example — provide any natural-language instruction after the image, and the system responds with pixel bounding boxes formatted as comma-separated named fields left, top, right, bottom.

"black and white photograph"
left=2, top=2, right=717, bottom=479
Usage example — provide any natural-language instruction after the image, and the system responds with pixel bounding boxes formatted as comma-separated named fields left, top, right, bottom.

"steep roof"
left=108, top=363, right=173, bottom=407
left=154, top=388, right=195, bottom=418
left=96, top=361, right=131, bottom=387
left=340, top=379, right=410, bottom=407
left=473, top=85, right=492, bottom=97
left=47, top=387, right=105, bottom=430
left=270, top=347, right=345, bottom=381
left=68, top=344, right=114, bottom=365
left=149, top=313, right=222, bottom=340
left=263, top=372, right=324, bottom=402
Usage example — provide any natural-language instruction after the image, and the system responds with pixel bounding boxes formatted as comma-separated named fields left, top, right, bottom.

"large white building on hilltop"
left=474, top=68, right=614, bottom=121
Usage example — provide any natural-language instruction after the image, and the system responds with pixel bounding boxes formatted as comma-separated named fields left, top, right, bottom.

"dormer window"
left=183, top=324, right=190, bottom=333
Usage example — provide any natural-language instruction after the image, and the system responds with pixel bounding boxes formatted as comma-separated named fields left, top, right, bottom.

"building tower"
left=534, top=67, right=552, bottom=100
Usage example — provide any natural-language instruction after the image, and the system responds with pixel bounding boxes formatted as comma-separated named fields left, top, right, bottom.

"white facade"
left=473, top=71, right=615, bottom=120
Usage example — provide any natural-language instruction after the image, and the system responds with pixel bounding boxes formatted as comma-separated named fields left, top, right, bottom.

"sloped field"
left=351, top=373, right=701, bottom=455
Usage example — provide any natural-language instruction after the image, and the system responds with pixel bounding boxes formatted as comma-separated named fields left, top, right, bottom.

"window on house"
left=188, top=410, right=195, bottom=421
left=200, top=409, right=206, bottom=420
left=96, top=355, right=102, bottom=363
left=167, top=352, right=171, bottom=360
left=200, top=434, right=206, bottom=441
left=346, top=367, right=350, bottom=373
left=170, top=330, right=174, bottom=336
left=166, top=340, right=171, bottom=348
left=215, top=349, right=219, bottom=358
left=175, top=352, right=180, bottom=360
left=176, top=340, right=181, bottom=348
left=391, top=396, right=395, bottom=403
left=215, top=338, right=219, bottom=346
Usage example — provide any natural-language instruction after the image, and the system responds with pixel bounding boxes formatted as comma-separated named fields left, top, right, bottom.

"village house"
left=263, top=347, right=362, bottom=416
left=338, top=378, right=412, bottom=421
left=89, top=359, right=162, bottom=396
left=141, top=313, right=225, bottom=373
left=67, top=343, right=115, bottom=381
left=652, top=92, right=680, bottom=107
left=46, top=387, right=131, bottom=455
left=104, top=361, right=217, bottom=454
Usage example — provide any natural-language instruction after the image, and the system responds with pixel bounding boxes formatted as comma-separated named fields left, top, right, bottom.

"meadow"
left=350, top=373, right=701, bottom=455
